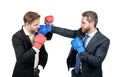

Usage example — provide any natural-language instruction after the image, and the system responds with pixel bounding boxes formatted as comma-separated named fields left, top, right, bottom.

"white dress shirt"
left=85, top=29, right=97, bottom=47
left=23, top=26, right=39, bottom=69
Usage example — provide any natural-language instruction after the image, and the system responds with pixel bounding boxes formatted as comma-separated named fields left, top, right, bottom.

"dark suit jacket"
left=12, top=27, right=53, bottom=77
left=52, top=26, right=110, bottom=77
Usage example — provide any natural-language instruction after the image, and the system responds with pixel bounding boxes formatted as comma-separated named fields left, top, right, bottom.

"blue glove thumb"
left=46, top=24, right=52, bottom=32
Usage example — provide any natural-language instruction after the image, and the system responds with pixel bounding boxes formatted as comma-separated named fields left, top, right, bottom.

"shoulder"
left=97, top=29, right=110, bottom=43
left=12, top=28, right=24, bottom=40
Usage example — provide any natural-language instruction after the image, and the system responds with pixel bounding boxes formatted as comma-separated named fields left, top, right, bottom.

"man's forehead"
left=81, top=17, right=87, bottom=21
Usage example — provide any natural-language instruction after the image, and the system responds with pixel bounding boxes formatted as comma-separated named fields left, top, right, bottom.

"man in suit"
left=12, top=11, right=53, bottom=77
left=45, top=11, right=110, bottom=77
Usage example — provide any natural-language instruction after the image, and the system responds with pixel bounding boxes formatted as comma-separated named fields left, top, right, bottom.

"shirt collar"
left=86, top=29, right=97, bottom=38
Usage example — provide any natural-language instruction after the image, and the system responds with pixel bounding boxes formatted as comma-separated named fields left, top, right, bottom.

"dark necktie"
left=83, top=34, right=89, bottom=47
left=75, top=35, right=89, bottom=73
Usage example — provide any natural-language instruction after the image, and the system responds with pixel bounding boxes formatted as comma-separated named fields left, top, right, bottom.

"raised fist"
left=33, top=34, right=47, bottom=49
left=71, top=37, right=85, bottom=54
left=44, top=15, right=54, bottom=24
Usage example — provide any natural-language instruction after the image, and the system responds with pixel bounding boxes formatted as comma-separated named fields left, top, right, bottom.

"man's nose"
left=37, top=25, right=40, bottom=28
left=80, top=24, right=83, bottom=27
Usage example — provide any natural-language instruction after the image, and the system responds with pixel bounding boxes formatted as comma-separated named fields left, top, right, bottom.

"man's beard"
left=82, top=27, right=90, bottom=33
left=30, top=30, right=37, bottom=34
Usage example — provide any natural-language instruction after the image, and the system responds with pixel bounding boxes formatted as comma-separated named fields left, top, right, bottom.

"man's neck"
left=87, top=27, right=97, bottom=34
left=24, top=25, right=33, bottom=35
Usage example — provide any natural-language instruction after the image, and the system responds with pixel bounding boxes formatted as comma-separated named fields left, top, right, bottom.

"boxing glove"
left=37, top=25, right=48, bottom=35
left=46, top=24, right=52, bottom=32
left=44, top=15, right=54, bottom=23
left=71, top=37, right=85, bottom=54
left=37, top=24, right=52, bottom=35
left=33, top=34, right=47, bottom=49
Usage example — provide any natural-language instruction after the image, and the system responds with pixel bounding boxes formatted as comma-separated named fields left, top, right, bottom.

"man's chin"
left=82, top=29, right=85, bottom=33
left=82, top=28, right=89, bottom=33
left=35, top=30, right=38, bottom=32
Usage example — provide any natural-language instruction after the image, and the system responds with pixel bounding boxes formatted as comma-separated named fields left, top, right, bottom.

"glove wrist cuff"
left=77, top=47, right=85, bottom=54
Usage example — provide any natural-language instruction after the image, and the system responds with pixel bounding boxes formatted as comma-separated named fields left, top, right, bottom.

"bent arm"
left=45, top=32, right=53, bottom=40
left=79, top=39, right=110, bottom=67
left=12, top=35, right=36, bottom=64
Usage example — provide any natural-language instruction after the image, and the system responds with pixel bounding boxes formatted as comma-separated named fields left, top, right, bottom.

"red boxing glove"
left=33, top=34, right=47, bottom=49
left=44, top=15, right=54, bottom=24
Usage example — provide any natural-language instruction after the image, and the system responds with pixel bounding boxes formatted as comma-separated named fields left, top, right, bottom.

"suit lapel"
left=25, top=35, right=32, bottom=47
left=86, top=30, right=101, bottom=51
left=20, top=27, right=32, bottom=47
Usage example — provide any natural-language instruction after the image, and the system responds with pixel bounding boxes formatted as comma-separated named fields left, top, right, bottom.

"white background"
left=0, top=0, right=119, bottom=77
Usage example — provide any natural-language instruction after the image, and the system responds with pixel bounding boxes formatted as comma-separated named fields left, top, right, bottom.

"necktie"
left=83, top=34, right=89, bottom=47
left=75, top=54, right=81, bottom=73
left=75, top=35, right=89, bottom=74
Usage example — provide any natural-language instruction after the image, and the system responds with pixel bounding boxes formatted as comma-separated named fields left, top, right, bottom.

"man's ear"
left=90, top=21, right=94, bottom=26
left=25, top=22, right=30, bottom=26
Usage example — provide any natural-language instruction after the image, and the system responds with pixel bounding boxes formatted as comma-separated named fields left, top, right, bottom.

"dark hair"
left=23, top=11, right=40, bottom=24
left=82, top=11, right=98, bottom=27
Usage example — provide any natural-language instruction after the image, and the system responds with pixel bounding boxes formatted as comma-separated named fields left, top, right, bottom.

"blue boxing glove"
left=37, top=25, right=48, bottom=35
left=37, top=24, right=52, bottom=35
left=71, top=37, right=85, bottom=54
left=46, top=23, right=52, bottom=32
